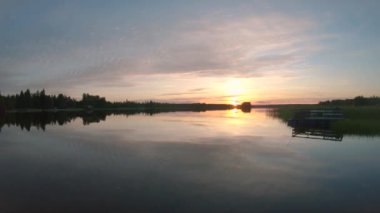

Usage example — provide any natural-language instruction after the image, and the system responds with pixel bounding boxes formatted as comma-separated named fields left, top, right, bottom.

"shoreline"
left=4, top=106, right=237, bottom=114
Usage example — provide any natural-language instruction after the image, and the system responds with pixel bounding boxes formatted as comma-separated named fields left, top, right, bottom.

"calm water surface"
left=1, top=109, right=380, bottom=212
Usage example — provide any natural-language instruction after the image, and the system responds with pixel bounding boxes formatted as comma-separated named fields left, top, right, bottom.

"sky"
left=1, top=0, right=379, bottom=104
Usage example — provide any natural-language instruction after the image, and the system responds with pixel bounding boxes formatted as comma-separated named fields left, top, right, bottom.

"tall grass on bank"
left=271, top=106, right=380, bottom=136
left=332, top=119, right=380, bottom=136
left=333, top=107, right=380, bottom=136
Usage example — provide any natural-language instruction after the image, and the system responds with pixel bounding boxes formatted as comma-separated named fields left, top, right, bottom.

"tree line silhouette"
left=319, top=96, right=380, bottom=106
left=0, top=89, right=233, bottom=112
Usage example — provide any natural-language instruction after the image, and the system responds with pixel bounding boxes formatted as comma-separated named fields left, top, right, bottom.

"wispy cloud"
left=2, top=12, right=324, bottom=93
left=136, top=14, right=320, bottom=77
left=160, top=88, right=208, bottom=96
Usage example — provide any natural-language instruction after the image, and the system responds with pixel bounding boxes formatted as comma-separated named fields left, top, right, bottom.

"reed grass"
left=271, top=106, right=380, bottom=136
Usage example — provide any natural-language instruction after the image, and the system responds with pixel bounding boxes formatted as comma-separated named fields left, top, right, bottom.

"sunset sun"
left=231, top=97, right=239, bottom=106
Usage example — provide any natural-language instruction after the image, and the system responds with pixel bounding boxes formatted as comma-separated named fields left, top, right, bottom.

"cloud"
left=160, top=88, right=208, bottom=96
left=189, top=88, right=207, bottom=92
left=136, top=14, right=320, bottom=77
left=254, top=97, right=326, bottom=105
left=1, top=11, right=325, bottom=94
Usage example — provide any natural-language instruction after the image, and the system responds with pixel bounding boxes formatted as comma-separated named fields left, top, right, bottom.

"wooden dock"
left=287, top=109, right=344, bottom=141
left=288, top=109, right=344, bottom=128
left=292, top=128, right=343, bottom=141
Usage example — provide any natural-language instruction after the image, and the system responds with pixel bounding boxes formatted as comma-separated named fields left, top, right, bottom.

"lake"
left=1, top=109, right=380, bottom=212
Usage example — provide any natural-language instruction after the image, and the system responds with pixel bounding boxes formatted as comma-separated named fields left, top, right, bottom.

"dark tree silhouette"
left=0, top=89, right=234, bottom=112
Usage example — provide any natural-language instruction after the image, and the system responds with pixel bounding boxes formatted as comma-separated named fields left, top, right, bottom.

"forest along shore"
left=0, top=89, right=234, bottom=113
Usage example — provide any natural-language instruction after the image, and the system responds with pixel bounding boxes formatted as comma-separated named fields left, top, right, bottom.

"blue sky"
left=1, top=0, right=379, bottom=104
